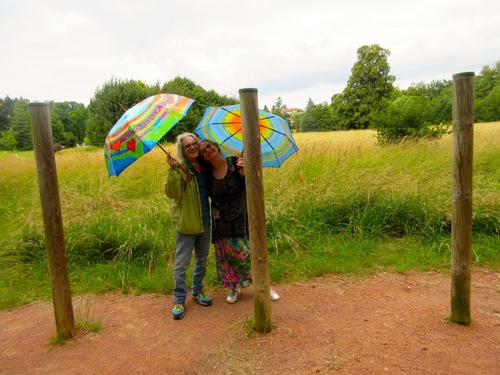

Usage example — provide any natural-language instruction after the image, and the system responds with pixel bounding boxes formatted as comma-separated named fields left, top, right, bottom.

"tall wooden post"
left=450, top=72, right=474, bottom=326
left=29, top=103, right=75, bottom=338
left=239, top=88, right=273, bottom=333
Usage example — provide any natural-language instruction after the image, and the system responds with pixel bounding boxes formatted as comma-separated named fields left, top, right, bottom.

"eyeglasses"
left=182, top=142, right=198, bottom=150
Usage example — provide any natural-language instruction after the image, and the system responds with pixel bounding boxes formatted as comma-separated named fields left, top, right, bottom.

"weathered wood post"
left=239, top=88, right=273, bottom=333
left=450, top=72, right=474, bottom=326
left=28, top=103, right=75, bottom=338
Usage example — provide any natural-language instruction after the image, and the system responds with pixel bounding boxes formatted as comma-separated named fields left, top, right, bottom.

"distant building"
left=282, top=107, right=303, bottom=116
left=281, top=107, right=304, bottom=127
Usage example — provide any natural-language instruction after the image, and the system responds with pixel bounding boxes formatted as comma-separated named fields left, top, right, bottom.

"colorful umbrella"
left=194, top=105, right=298, bottom=168
left=104, top=93, right=194, bottom=177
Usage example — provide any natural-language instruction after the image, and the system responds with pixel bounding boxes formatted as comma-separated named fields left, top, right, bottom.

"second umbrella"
left=195, top=104, right=298, bottom=168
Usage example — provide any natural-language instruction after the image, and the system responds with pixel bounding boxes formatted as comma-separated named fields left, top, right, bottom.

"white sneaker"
left=270, top=288, right=280, bottom=301
left=226, top=287, right=240, bottom=304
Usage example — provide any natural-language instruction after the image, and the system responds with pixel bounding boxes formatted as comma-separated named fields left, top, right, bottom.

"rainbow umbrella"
left=104, top=93, right=194, bottom=177
left=195, top=105, right=298, bottom=168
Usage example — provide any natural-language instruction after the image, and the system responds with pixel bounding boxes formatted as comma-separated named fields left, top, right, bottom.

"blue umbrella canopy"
left=195, top=104, right=298, bottom=168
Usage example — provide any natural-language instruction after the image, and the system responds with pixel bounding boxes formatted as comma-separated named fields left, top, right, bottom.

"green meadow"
left=1, top=123, right=498, bottom=310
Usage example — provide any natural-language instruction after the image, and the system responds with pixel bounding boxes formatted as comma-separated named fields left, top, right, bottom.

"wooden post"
left=28, top=103, right=75, bottom=338
left=450, top=72, right=474, bottom=326
left=239, top=88, right=273, bottom=333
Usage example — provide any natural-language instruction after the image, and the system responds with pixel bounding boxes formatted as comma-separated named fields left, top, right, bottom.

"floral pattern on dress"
left=214, top=236, right=252, bottom=289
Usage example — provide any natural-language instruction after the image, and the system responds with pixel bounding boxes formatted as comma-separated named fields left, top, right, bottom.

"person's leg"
left=191, top=221, right=211, bottom=295
left=173, top=231, right=195, bottom=303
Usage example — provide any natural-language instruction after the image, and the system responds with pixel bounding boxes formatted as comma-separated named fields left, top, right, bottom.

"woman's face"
left=199, top=141, right=218, bottom=161
left=181, top=136, right=199, bottom=163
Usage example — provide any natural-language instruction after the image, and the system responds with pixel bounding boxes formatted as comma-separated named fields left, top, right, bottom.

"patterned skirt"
left=214, top=236, right=252, bottom=289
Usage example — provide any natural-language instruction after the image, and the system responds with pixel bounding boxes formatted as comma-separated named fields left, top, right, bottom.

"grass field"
left=1, top=123, right=498, bottom=309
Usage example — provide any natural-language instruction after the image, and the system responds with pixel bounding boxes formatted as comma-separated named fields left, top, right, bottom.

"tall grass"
left=1, top=124, right=498, bottom=309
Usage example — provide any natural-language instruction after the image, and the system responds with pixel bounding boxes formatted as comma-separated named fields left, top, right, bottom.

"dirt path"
left=1, top=270, right=499, bottom=374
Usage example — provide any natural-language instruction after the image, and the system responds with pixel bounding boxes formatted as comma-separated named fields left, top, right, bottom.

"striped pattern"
left=195, top=105, right=298, bottom=168
left=104, top=94, right=194, bottom=177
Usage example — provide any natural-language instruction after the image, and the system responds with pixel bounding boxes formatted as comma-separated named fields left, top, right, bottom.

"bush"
left=372, top=95, right=450, bottom=144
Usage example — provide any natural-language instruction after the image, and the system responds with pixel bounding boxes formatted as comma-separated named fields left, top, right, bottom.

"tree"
left=0, top=96, right=15, bottom=132
left=48, top=101, right=87, bottom=147
left=402, top=79, right=453, bottom=125
left=0, top=128, right=17, bottom=150
left=161, top=77, right=238, bottom=142
left=271, top=97, right=284, bottom=117
left=301, top=103, right=334, bottom=132
left=372, top=95, right=449, bottom=144
left=84, top=76, right=239, bottom=147
left=85, top=78, right=151, bottom=146
left=160, top=77, right=207, bottom=141
left=305, top=98, right=315, bottom=111
left=10, top=99, right=32, bottom=151
left=335, top=44, right=395, bottom=130
left=429, top=81, right=452, bottom=124
left=476, top=85, right=500, bottom=122
left=68, top=105, right=88, bottom=145
left=475, top=61, right=500, bottom=122
left=474, top=61, right=500, bottom=100
left=50, top=110, right=67, bottom=146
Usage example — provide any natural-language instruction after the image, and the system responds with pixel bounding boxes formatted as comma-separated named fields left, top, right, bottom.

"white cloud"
left=1, top=0, right=499, bottom=109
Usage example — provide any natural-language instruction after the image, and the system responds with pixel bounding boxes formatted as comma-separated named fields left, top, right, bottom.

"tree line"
left=290, top=45, right=500, bottom=143
left=1, top=44, right=499, bottom=151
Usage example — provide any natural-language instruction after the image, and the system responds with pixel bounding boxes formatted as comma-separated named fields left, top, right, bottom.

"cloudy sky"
left=1, top=0, right=498, bottom=110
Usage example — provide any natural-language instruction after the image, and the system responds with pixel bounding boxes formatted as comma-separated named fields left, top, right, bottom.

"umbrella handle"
left=157, top=143, right=169, bottom=155
left=180, top=170, right=193, bottom=183
left=158, top=143, right=193, bottom=182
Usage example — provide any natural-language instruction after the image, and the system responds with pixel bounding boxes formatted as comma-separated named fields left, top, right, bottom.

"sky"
left=1, top=0, right=499, bottom=110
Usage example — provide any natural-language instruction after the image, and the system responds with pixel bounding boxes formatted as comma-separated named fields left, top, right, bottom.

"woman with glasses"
left=198, top=140, right=280, bottom=304
left=165, top=133, right=212, bottom=319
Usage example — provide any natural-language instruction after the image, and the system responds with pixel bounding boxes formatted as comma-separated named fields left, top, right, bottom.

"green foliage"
left=0, top=96, right=16, bottom=132
left=476, top=84, right=500, bottom=122
left=50, top=110, right=67, bottom=145
left=271, top=97, right=285, bottom=117
left=0, top=128, right=18, bottom=150
left=68, top=106, right=88, bottom=144
left=85, top=78, right=151, bottom=146
left=474, top=61, right=500, bottom=100
left=333, top=44, right=395, bottom=130
left=372, top=95, right=450, bottom=144
left=2, top=56, right=500, bottom=149
left=403, top=80, right=453, bottom=125
left=10, top=99, right=32, bottom=151
left=49, top=101, right=88, bottom=147
left=47, top=333, right=69, bottom=348
left=63, top=212, right=174, bottom=267
left=0, top=97, right=88, bottom=151
left=310, top=194, right=449, bottom=238
left=301, top=102, right=335, bottom=131
left=160, top=77, right=238, bottom=142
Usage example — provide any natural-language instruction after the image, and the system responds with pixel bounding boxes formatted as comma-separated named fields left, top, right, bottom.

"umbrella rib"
left=220, top=107, right=242, bottom=118
left=260, top=134, right=282, bottom=166
left=259, top=123, right=288, bottom=137
left=199, top=121, right=241, bottom=127
left=221, top=129, right=242, bottom=145
left=196, top=106, right=298, bottom=168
